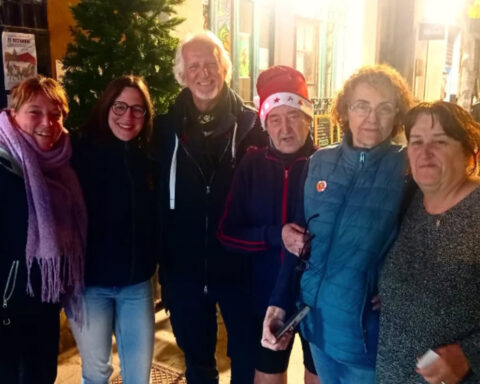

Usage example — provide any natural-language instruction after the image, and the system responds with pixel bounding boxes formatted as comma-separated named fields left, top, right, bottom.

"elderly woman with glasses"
left=262, top=64, right=414, bottom=384
left=68, top=76, right=156, bottom=384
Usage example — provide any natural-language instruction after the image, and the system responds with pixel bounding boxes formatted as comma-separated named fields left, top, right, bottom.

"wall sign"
left=2, top=31, right=37, bottom=90
left=419, top=23, right=445, bottom=41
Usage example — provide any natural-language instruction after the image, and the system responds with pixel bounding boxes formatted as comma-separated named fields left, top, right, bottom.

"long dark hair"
left=84, top=75, right=154, bottom=149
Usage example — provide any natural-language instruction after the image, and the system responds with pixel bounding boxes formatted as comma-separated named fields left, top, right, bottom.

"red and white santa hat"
left=256, top=65, right=313, bottom=128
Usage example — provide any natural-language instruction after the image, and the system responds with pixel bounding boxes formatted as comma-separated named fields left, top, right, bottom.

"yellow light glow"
left=423, top=0, right=465, bottom=25
left=469, top=0, right=480, bottom=18
left=285, top=0, right=332, bottom=17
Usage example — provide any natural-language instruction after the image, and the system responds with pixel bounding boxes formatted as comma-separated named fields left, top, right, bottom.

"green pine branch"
left=62, top=0, right=185, bottom=131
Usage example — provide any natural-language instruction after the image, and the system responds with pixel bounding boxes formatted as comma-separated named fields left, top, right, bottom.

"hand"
left=261, top=306, right=294, bottom=351
left=416, top=344, right=470, bottom=384
left=282, top=223, right=309, bottom=257
left=371, top=295, right=381, bottom=311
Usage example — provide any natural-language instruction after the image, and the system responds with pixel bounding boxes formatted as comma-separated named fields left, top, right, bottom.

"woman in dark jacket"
left=68, top=75, right=156, bottom=384
left=0, top=75, right=86, bottom=384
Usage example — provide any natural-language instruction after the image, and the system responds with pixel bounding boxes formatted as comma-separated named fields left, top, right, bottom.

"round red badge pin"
left=316, top=180, right=327, bottom=192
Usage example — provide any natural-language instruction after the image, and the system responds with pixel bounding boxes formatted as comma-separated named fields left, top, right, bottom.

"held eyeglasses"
left=296, top=213, right=320, bottom=272
left=111, top=101, right=146, bottom=119
left=348, top=100, right=397, bottom=118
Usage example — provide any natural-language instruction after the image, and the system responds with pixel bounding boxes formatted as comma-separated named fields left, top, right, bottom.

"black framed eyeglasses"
left=296, top=213, right=319, bottom=272
left=111, top=101, right=146, bottom=119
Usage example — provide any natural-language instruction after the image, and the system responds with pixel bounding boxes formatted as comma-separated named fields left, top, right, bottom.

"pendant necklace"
left=434, top=213, right=445, bottom=228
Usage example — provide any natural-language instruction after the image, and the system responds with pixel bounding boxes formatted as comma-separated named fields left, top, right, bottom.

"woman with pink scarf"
left=0, top=76, right=86, bottom=384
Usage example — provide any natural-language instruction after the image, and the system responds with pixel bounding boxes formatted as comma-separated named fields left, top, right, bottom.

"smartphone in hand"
left=275, top=306, right=310, bottom=339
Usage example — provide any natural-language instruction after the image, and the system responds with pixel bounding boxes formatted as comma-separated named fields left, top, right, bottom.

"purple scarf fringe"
left=0, top=111, right=87, bottom=320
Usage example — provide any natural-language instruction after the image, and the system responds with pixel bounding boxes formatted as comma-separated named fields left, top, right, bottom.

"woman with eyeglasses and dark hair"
left=262, top=64, right=414, bottom=384
left=68, top=75, right=156, bottom=384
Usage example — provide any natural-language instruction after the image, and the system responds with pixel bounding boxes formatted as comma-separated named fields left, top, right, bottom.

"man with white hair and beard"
left=154, top=31, right=266, bottom=384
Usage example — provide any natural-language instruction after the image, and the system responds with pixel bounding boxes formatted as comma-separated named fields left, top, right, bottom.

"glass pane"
left=22, top=3, right=35, bottom=27
left=259, top=10, right=270, bottom=48
left=238, top=32, right=250, bottom=78
left=296, top=52, right=305, bottom=74
left=239, top=77, right=252, bottom=102
left=5, top=1, right=21, bottom=25
left=33, top=2, right=47, bottom=28
left=239, top=0, right=253, bottom=33
left=297, top=25, right=305, bottom=50
left=305, top=25, right=314, bottom=51
left=304, top=52, right=314, bottom=83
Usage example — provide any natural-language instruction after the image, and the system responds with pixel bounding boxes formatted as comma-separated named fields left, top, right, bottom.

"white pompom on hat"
left=256, top=65, right=313, bottom=128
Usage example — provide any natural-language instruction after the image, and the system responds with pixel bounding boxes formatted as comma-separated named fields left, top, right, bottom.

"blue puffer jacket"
left=300, top=138, right=406, bottom=367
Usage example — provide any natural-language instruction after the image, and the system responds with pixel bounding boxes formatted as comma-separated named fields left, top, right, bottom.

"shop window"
left=257, top=8, right=272, bottom=73
left=0, top=0, right=47, bottom=29
left=238, top=0, right=253, bottom=102
left=295, top=19, right=318, bottom=97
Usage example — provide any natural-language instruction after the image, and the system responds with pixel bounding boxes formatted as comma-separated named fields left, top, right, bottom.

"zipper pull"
left=363, top=329, right=368, bottom=353
left=206, top=185, right=211, bottom=195
left=203, top=285, right=208, bottom=294
left=360, top=152, right=365, bottom=166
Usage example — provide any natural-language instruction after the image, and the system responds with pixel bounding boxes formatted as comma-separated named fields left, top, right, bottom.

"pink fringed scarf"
left=0, top=111, right=86, bottom=320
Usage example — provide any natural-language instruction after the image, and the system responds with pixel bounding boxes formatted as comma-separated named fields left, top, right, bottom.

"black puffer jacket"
left=0, top=150, right=59, bottom=324
left=72, top=135, right=156, bottom=287
left=154, top=86, right=267, bottom=295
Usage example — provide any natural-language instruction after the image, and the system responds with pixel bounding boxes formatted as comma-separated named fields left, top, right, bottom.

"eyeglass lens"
left=112, top=101, right=146, bottom=118
left=350, top=101, right=396, bottom=117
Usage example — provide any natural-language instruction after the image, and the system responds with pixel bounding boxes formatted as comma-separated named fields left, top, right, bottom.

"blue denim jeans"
left=309, top=343, right=375, bottom=384
left=69, top=280, right=154, bottom=384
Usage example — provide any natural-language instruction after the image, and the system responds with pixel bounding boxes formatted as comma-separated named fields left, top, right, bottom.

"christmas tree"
left=62, top=0, right=184, bottom=130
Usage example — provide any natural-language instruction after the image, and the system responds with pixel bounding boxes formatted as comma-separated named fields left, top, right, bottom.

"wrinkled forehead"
left=183, top=39, right=220, bottom=62
left=349, top=80, right=397, bottom=103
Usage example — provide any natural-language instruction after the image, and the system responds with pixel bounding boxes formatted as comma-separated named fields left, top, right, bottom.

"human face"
left=182, top=40, right=226, bottom=112
left=346, top=82, right=397, bottom=149
left=108, top=87, right=145, bottom=142
left=408, top=113, right=468, bottom=192
left=266, top=105, right=311, bottom=154
left=11, top=92, right=64, bottom=152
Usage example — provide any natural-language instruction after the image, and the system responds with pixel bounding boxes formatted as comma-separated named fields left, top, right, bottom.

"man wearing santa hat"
left=153, top=30, right=266, bottom=384
left=218, top=65, right=319, bottom=384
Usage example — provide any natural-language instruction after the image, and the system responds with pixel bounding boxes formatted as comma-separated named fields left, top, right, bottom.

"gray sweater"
left=377, top=186, right=480, bottom=383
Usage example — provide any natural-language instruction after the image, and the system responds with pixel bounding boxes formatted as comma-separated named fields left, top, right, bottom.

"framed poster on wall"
left=2, top=31, right=37, bottom=91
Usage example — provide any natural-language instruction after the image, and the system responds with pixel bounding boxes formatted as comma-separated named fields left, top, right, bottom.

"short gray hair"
left=173, top=30, right=232, bottom=87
